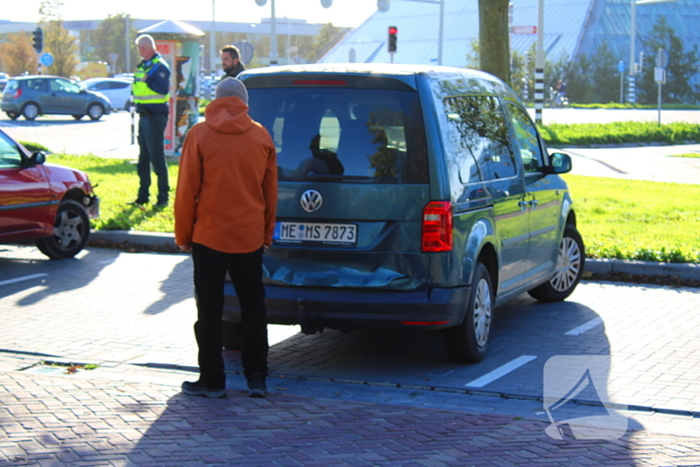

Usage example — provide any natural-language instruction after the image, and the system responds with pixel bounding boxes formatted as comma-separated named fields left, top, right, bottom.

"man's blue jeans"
left=136, top=112, right=169, bottom=203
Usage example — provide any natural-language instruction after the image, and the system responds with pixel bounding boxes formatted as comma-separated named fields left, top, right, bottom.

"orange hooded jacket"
left=174, top=96, right=278, bottom=254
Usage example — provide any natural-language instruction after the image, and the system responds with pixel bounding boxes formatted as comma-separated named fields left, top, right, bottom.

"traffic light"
left=32, top=27, right=43, bottom=54
left=388, top=26, right=397, bottom=53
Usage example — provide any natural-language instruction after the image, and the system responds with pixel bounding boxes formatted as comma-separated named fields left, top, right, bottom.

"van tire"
left=442, top=262, right=493, bottom=363
left=222, top=321, right=244, bottom=350
left=528, top=224, right=585, bottom=302
left=36, top=200, right=90, bottom=259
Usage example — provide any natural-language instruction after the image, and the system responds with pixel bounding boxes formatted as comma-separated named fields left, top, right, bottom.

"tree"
left=478, top=0, right=510, bottom=85
left=39, top=0, right=78, bottom=78
left=87, top=14, right=138, bottom=74
left=306, top=23, right=346, bottom=63
left=0, top=32, right=38, bottom=76
left=589, top=40, right=620, bottom=104
left=637, top=16, right=700, bottom=105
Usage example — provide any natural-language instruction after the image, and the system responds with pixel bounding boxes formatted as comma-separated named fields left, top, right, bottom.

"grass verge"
left=538, top=121, right=700, bottom=146
left=46, top=154, right=700, bottom=263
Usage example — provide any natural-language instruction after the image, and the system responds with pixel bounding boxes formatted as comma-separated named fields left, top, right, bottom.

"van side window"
left=444, top=96, right=516, bottom=182
left=508, top=104, right=544, bottom=173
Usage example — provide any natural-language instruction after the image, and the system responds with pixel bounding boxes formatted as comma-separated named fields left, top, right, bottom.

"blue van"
left=225, top=64, right=584, bottom=363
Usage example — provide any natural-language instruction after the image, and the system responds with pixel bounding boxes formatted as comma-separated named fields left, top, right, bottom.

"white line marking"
left=465, top=355, right=537, bottom=388
left=0, top=274, right=48, bottom=287
left=565, top=317, right=603, bottom=336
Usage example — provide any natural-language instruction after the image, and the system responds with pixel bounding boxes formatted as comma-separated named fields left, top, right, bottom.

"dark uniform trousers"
left=136, top=112, right=170, bottom=204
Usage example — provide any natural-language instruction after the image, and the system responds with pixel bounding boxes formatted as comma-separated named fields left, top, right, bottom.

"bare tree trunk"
left=478, top=0, right=511, bottom=85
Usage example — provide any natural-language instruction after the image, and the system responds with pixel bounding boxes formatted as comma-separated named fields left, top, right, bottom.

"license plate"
left=273, top=222, right=357, bottom=245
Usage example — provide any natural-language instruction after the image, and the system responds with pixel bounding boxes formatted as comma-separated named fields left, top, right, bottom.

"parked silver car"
left=1, top=75, right=112, bottom=121
left=80, top=77, right=133, bottom=111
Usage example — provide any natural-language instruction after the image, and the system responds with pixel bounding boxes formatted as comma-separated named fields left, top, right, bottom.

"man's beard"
left=223, top=64, right=234, bottom=74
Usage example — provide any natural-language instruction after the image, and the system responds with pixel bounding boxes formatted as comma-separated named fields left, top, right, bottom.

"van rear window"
left=247, top=88, right=429, bottom=183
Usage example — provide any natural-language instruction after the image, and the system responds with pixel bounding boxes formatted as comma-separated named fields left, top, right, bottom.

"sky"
left=4, top=0, right=379, bottom=28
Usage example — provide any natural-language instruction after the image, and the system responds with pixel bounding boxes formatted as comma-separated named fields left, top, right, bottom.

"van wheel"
left=6, top=111, right=19, bottom=120
left=36, top=200, right=90, bottom=259
left=442, top=262, right=493, bottom=363
left=222, top=321, right=243, bottom=350
left=528, top=224, right=585, bottom=302
left=72, top=114, right=84, bottom=120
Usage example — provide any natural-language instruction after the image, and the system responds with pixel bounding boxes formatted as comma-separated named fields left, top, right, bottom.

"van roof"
left=240, top=63, right=520, bottom=102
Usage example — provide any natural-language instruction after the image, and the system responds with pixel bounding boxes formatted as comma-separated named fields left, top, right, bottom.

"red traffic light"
left=388, top=26, right=398, bottom=35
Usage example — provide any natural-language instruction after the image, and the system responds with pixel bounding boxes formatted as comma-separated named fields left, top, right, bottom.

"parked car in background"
left=114, top=72, right=134, bottom=82
left=80, top=77, right=132, bottom=111
left=0, top=128, right=99, bottom=259
left=226, top=64, right=585, bottom=363
left=1, top=75, right=112, bottom=121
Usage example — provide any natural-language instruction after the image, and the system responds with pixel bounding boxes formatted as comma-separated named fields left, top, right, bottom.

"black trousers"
left=192, top=243, right=268, bottom=388
left=136, top=112, right=169, bottom=203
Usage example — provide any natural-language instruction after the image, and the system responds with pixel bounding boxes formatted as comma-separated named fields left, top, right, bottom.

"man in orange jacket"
left=175, top=77, right=278, bottom=398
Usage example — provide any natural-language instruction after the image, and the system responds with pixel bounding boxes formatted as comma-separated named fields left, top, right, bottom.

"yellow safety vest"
left=132, top=55, right=169, bottom=105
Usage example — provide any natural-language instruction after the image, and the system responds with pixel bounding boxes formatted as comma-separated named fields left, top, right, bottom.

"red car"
left=0, top=128, right=99, bottom=259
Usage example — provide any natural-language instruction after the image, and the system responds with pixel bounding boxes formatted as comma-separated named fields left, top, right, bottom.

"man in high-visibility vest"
left=132, top=34, right=171, bottom=207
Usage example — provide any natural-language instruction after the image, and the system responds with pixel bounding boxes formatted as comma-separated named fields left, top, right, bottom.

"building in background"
left=318, top=0, right=700, bottom=73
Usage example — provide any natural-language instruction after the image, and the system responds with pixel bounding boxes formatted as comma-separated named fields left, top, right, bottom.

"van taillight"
left=422, top=201, right=453, bottom=252
left=13, top=88, right=22, bottom=99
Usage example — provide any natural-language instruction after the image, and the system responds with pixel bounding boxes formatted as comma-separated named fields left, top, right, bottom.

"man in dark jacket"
left=220, top=45, right=245, bottom=79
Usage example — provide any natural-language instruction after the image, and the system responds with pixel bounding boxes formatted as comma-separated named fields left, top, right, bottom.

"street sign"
left=656, top=48, right=669, bottom=69
left=510, top=25, right=537, bottom=34
left=40, top=53, right=53, bottom=67
left=108, top=53, right=119, bottom=63
left=617, top=60, right=626, bottom=73
left=233, top=40, right=255, bottom=64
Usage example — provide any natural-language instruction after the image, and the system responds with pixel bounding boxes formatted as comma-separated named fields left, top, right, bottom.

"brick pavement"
left=2, top=367, right=700, bottom=467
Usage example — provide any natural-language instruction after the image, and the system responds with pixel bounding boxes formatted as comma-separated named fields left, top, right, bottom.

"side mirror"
left=30, top=151, right=46, bottom=165
left=549, top=152, right=572, bottom=174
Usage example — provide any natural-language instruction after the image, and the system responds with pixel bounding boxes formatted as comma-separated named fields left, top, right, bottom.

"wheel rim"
left=54, top=209, right=85, bottom=250
left=89, top=105, right=102, bottom=119
left=24, top=104, right=38, bottom=119
left=473, top=278, right=492, bottom=347
left=550, top=236, right=581, bottom=292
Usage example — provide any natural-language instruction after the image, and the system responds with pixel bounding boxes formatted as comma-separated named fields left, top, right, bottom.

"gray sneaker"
left=181, top=380, right=226, bottom=398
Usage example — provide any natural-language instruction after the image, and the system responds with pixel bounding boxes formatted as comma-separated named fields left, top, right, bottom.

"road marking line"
left=565, top=317, right=603, bottom=336
left=0, top=274, right=48, bottom=287
left=465, top=355, right=537, bottom=388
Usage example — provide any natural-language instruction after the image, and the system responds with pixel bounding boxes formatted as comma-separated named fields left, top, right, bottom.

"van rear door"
left=244, top=74, right=431, bottom=291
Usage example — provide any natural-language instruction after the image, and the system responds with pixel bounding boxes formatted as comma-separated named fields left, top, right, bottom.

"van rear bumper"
left=223, top=284, right=471, bottom=331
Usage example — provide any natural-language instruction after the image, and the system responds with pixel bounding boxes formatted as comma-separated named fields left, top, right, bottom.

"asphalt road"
left=1, top=244, right=699, bottom=437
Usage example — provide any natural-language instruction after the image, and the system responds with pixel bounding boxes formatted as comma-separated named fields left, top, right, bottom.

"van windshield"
left=247, top=88, right=429, bottom=183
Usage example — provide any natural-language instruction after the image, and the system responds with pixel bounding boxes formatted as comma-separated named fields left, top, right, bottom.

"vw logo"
left=300, top=190, right=322, bottom=213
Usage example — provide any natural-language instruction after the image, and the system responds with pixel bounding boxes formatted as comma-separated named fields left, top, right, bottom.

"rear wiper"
left=306, top=173, right=399, bottom=182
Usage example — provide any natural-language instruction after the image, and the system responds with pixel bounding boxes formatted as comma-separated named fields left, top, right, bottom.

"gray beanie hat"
left=215, top=77, right=248, bottom=104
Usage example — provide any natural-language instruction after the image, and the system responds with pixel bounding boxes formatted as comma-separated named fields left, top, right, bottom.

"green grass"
left=539, top=121, right=700, bottom=146
left=567, top=103, right=700, bottom=110
left=563, top=175, right=700, bottom=262
left=668, top=153, right=700, bottom=158
left=48, top=155, right=178, bottom=233
left=46, top=154, right=700, bottom=263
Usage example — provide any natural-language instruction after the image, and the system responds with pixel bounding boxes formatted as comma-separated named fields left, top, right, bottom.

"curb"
left=89, top=230, right=700, bottom=280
